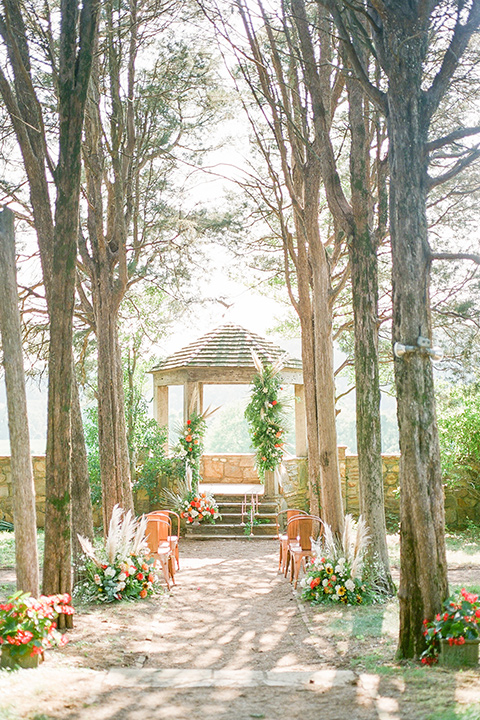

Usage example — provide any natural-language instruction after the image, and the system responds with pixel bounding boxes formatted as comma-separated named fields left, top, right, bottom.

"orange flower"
left=185, top=435, right=192, bottom=442
left=140, top=589, right=147, bottom=598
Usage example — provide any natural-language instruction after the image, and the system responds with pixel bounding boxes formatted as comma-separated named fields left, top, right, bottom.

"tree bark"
left=382, top=8, right=449, bottom=657
left=388, top=85, right=448, bottom=659
left=347, top=76, right=394, bottom=593
left=71, top=373, right=94, bottom=576
left=0, top=0, right=99, bottom=612
left=0, top=207, right=39, bottom=596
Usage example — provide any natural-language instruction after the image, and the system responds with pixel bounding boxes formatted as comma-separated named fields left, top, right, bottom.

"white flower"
left=117, top=582, right=126, bottom=591
left=322, top=579, right=329, bottom=587
left=105, top=566, right=116, bottom=578
left=299, top=578, right=307, bottom=588
left=345, top=579, right=355, bottom=592
left=118, top=572, right=126, bottom=582
left=94, top=574, right=101, bottom=585
left=335, top=584, right=341, bottom=593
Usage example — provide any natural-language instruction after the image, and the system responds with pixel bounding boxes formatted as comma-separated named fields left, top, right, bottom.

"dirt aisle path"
left=2, top=539, right=480, bottom=719
left=0, top=539, right=376, bottom=720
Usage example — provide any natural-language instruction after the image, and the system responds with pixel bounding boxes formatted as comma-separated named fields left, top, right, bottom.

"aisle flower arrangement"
left=300, top=515, right=373, bottom=606
left=0, top=591, right=73, bottom=664
left=77, top=505, right=160, bottom=603
left=420, top=588, right=480, bottom=665
left=244, top=350, right=287, bottom=481
left=180, top=492, right=221, bottom=524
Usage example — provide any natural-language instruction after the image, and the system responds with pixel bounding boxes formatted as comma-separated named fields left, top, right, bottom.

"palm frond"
left=201, top=404, right=220, bottom=421
left=323, top=521, right=338, bottom=559
left=77, top=534, right=102, bottom=567
left=131, top=514, right=148, bottom=556
left=251, top=349, right=264, bottom=374
left=105, top=504, right=124, bottom=564
left=351, top=515, right=370, bottom=579
left=270, top=353, right=287, bottom=376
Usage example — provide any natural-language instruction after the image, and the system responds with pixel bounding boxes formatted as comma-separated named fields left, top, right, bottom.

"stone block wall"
left=0, top=456, right=46, bottom=526
left=1, top=453, right=479, bottom=529
left=200, top=454, right=260, bottom=484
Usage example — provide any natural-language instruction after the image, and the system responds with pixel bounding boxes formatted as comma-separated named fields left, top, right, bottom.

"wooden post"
left=184, top=381, right=203, bottom=421
left=0, top=208, right=39, bottom=595
left=154, top=385, right=169, bottom=452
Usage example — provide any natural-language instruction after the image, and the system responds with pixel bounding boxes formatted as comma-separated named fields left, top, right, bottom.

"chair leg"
left=157, top=555, right=171, bottom=590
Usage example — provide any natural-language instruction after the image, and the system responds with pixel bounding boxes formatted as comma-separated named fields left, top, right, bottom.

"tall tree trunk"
left=71, top=373, right=94, bottom=577
left=96, top=295, right=133, bottom=529
left=387, top=36, right=448, bottom=658
left=0, top=207, right=39, bottom=596
left=347, top=77, right=394, bottom=593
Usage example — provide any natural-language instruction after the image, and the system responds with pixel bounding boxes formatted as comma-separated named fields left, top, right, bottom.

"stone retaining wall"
left=1, top=453, right=478, bottom=529
left=200, top=454, right=260, bottom=484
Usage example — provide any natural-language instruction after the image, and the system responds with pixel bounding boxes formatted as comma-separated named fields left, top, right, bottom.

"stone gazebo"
left=150, top=323, right=306, bottom=497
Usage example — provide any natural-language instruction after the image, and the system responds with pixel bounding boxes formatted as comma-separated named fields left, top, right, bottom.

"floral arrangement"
left=178, top=411, right=208, bottom=493
left=421, top=588, right=480, bottom=665
left=177, top=396, right=219, bottom=493
left=301, top=515, right=373, bottom=606
left=244, top=351, right=287, bottom=481
left=180, top=491, right=221, bottom=524
left=0, top=591, right=73, bottom=663
left=77, top=505, right=160, bottom=603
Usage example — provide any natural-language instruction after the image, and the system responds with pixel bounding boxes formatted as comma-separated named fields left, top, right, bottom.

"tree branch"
left=430, top=251, right=480, bottom=264
left=426, top=0, right=480, bottom=118
left=427, top=147, right=480, bottom=190
left=320, top=0, right=387, bottom=112
left=427, top=125, right=480, bottom=153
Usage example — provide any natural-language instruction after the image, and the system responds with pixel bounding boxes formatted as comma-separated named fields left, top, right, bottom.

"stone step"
left=187, top=522, right=278, bottom=537
left=185, top=534, right=277, bottom=541
left=219, top=513, right=277, bottom=522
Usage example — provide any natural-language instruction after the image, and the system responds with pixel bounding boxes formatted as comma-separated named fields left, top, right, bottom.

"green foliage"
left=437, top=384, right=480, bottom=493
left=83, top=398, right=181, bottom=508
left=244, top=361, right=286, bottom=480
left=83, top=406, right=102, bottom=507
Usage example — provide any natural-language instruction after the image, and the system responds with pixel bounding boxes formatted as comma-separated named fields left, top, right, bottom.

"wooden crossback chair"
left=144, top=514, right=175, bottom=589
left=275, top=509, right=309, bottom=574
left=146, top=510, right=180, bottom=569
left=286, top=514, right=324, bottom=589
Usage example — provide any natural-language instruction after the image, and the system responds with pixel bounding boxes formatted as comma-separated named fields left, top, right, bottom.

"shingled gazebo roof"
left=150, top=323, right=303, bottom=385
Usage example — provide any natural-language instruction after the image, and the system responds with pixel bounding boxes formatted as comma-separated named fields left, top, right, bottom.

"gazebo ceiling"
left=150, top=323, right=303, bottom=385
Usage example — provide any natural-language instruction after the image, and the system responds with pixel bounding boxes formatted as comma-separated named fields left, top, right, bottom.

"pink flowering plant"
left=0, top=591, right=73, bottom=662
left=421, top=588, right=480, bottom=665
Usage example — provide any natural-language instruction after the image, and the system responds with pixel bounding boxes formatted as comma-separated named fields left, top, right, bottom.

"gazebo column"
left=153, top=385, right=169, bottom=452
left=184, top=381, right=203, bottom=421
left=294, top=384, right=307, bottom=457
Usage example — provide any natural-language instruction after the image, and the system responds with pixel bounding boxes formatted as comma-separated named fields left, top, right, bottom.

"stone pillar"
left=264, top=469, right=276, bottom=498
left=294, top=384, right=307, bottom=457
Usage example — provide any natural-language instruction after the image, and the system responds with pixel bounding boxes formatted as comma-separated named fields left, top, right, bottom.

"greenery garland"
left=245, top=355, right=286, bottom=481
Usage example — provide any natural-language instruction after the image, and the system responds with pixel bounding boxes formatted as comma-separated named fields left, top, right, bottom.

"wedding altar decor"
left=77, top=505, right=160, bottom=603
left=300, top=515, right=373, bottom=606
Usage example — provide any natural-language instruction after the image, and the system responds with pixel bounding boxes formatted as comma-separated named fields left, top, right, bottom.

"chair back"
left=148, top=510, right=180, bottom=536
left=145, top=516, right=171, bottom=554
left=276, top=508, right=308, bottom=534
left=287, top=514, right=324, bottom=550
